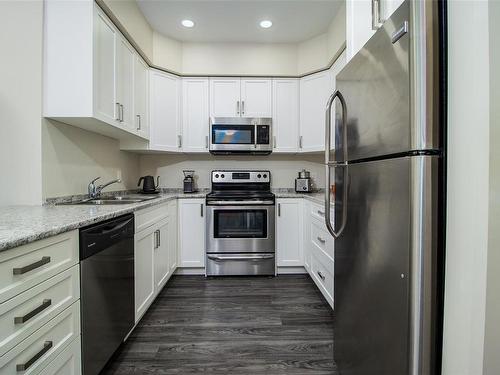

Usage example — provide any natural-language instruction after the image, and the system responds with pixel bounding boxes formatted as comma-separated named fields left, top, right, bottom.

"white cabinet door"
left=134, top=55, right=149, bottom=139
left=182, top=78, right=209, bottom=152
left=240, top=79, right=272, bottom=117
left=150, top=70, right=181, bottom=151
left=276, top=199, right=303, bottom=267
left=299, top=71, right=331, bottom=152
left=178, top=199, right=205, bottom=268
left=116, top=36, right=135, bottom=131
left=154, top=219, right=170, bottom=293
left=94, top=8, right=117, bottom=124
left=135, top=229, right=155, bottom=322
left=209, top=78, right=241, bottom=117
left=168, top=201, right=178, bottom=274
left=272, top=79, right=299, bottom=152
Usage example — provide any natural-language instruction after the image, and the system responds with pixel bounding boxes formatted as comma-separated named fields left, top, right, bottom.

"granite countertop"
left=0, top=190, right=329, bottom=253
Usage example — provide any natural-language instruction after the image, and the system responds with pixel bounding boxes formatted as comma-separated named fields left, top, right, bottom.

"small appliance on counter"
left=183, top=170, right=197, bottom=193
left=138, top=175, right=160, bottom=194
left=295, top=169, right=313, bottom=193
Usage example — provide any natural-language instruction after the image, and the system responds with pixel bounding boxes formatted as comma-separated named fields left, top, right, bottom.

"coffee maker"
left=183, top=170, right=197, bottom=193
left=295, top=169, right=313, bottom=193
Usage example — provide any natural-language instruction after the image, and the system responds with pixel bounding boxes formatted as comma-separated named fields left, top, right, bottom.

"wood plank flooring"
left=102, top=275, right=337, bottom=375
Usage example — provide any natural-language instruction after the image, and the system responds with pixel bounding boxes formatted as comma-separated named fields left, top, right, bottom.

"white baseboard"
left=277, top=266, right=307, bottom=274
left=175, top=267, right=206, bottom=275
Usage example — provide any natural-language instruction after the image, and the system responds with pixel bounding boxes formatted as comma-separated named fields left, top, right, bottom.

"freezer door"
left=333, top=155, right=440, bottom=375
left=335, top=1, right=414, bottom=163
left=334, top=157, right=410, bottom=374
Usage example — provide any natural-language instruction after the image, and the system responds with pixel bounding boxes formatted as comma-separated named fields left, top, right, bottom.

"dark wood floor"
left=102, top=275, right=337, bottom=375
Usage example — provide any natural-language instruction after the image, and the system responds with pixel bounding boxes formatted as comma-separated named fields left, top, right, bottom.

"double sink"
left=58, top=195, right=158, bottom=205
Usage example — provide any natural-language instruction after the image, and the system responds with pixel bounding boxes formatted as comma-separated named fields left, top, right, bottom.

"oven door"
left=206, top=205, right=275, bottom=253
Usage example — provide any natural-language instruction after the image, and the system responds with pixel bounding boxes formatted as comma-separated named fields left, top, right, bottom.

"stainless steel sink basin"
left=57, top=195, right=158, bottom=205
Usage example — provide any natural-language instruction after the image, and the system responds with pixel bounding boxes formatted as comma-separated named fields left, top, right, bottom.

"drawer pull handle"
left=317, top=271, right=326, bottom=281
left=317, top=210, right=325, bottom=216
left=317, top=236, right=326, bottom=243
left=13, top=256, right=51, bottom=275
left=14, top=299, right=52, bottom=324
left=16, top=340, right=53, bottom=372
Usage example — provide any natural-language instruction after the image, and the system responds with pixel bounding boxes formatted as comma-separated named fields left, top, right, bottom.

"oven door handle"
left=207, top=200, right=275, bottom=205
left=207, top=254, right=274, bottom=261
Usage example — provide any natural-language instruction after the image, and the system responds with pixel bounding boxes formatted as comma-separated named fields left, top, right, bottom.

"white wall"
left=42, top=120, right=140, bottom=199
left=0, top=1, right=43, bottom=206
left=100, top=0, right=154, bottom=61
left=153, top=31, right=183, bottom=73
left=139, top=154, right=324, bottom=190
left=442, top=1, right=490, bottom=374
left=182, top=42, right=298, bottom=76
left=483, top=1, right=500, bottom=373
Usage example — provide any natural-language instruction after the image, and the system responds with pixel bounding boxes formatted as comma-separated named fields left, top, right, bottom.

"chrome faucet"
left=88, top=177, right=122, bottom=199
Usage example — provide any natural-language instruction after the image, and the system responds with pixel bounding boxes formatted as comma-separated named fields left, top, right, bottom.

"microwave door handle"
left=254, top=124, right=257, bottom=149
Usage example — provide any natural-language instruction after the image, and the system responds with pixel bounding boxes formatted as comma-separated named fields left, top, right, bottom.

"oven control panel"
left=211, top=170, right=270, bottom=183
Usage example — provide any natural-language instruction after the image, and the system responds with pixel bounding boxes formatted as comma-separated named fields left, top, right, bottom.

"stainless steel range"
left=205, top=170, right=275, bottom=276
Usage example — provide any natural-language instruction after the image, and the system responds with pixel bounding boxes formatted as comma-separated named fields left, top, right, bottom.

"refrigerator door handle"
left=325, top=90, right=348, bottom=238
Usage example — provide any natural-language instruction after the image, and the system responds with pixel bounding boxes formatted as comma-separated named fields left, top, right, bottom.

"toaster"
left=295, top=177, right=313, bottom=193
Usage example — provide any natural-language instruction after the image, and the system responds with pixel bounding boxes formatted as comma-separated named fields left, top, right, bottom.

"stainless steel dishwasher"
left=79, top=214, right=135, bottom=375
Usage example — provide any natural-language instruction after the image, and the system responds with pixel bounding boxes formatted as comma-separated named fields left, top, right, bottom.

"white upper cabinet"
left=272, top=79, right=299, bottom=153
left=240, top=79, right=272, bottom=117
left=134, top=55, right=149, bottom=139
left=43, top=1, right=147, bottom=140
left=210, top=78, right=272, bottom=118
left=276, top=199, right=303, bottom=267
left=346, top=0, right=405, bottom=61
left=182, top=78, right=210, bottom=152
left=299, top=71, right=332, bottom=152
left=210, top=79, right=241, bottom=117
left=116, top=36, right=135, bottom=131
left=94, top=9, right=117, bottom=124
left=149, top=70, right=181, bottom=152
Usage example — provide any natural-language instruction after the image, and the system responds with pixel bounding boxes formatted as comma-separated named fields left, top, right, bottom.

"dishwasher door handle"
left=207, top=254, right=274, bottom=261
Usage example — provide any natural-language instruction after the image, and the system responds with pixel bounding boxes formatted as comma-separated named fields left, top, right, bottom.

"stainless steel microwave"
left=209, top=117, right=272, bottom=155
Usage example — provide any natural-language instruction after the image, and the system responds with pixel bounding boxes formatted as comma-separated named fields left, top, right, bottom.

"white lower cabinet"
left=134, top=228, right=155, bottom=322
left=134, top=203, right=177, bottom=323
left=0, top=302, right=80, bottom=375
left=39, top=336, right=81, bottom=375
left=276, top=199, right=304, bottom=268
left=178, top=199, right=206, bottom=268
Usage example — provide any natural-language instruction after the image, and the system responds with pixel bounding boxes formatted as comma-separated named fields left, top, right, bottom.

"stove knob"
left=263, top=174, right=267, bottom=179
left=257, top=174, right=262, bottom=178
left=215, top=174, right=219, bottom=178
left=221, top=174, right=225, bottom=178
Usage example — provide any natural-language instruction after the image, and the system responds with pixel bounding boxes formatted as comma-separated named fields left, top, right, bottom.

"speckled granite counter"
left=0, top=190, right=329, bottom=252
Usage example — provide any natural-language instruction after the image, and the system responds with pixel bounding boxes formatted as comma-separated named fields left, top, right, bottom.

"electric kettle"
left=138, top=176, right=159, bottom=193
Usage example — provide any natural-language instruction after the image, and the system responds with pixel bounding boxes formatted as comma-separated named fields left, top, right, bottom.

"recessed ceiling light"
left=181, top=19, right=194, bottom=28
left=260, top=20, right=273, bottom=29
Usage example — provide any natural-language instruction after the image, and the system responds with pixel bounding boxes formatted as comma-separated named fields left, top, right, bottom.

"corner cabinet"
left=299, top=71, right=332, bottom=152
left=43, top=0, right=148, bottom=141
left=272, top=79, right=300, bottom=153
left=178, top=199, right=206, bottom=268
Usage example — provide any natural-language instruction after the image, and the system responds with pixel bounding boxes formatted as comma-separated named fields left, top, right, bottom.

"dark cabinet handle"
left=13, top=256, right=51, bottom=275
left=16, top=341, right=53, bottom=371
left=317, top=271, right=326, bottom=281
left=14, top=299, right=52, bottom=324
left=200, top=204, right=204, bottom=217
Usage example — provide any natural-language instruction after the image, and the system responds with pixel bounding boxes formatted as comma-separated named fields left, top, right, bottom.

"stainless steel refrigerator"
left=324, top=1, right=445, bottom=374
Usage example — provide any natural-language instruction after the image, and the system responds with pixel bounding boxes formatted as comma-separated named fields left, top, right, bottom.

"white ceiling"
left=137, top=0, right=343, bottom=44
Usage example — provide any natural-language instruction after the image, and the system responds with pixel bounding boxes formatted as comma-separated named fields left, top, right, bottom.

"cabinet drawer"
left=311, top=217, right=334, bottom=261
left=0, top=302, right=80, bottom=375
left=39, top=336, right=81, bottom=375
left=0, top=231, right=78, bottom=304
left=310, top=250, right=334, bottom=308
left=310, top=202, right=334, bottom=223
left=0, top=266, right=79, bottom=357
left=135, top=203, right=168, bottom=232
